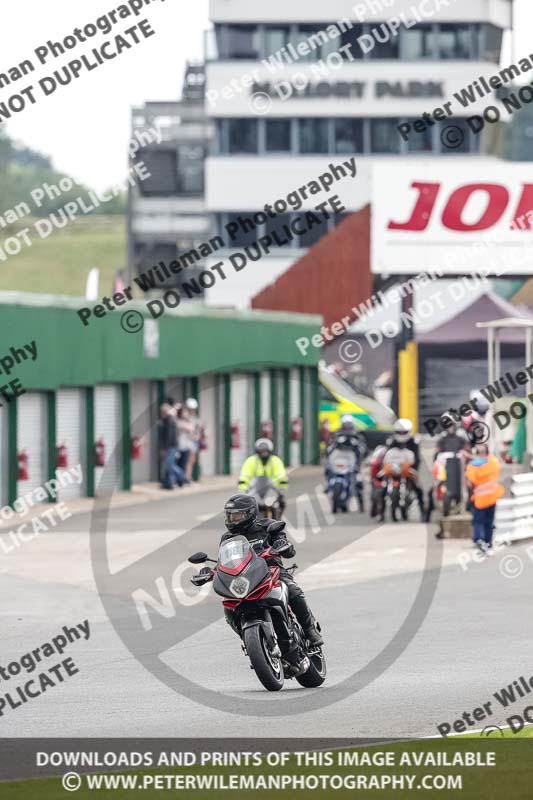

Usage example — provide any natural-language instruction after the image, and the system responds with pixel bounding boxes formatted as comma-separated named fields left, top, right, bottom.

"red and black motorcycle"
left=189, top=528, right=326, bottom=692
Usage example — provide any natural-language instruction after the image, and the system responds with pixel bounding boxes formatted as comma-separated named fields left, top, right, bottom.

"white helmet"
left=340, top=414, right=356, bottom=431
left=393, top=418, right=413, bottom=444
left=185, top=398, right=198, bottom=411
left=255, top=438, right=273, bottom=455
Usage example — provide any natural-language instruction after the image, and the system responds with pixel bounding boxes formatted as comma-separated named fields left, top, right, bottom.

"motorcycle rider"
left=238, top=438, right=288, bottom=511
left=220, top=494, right=324, bottom=659
left=325, top=415, right=366, bottom=509
left=382, top=418, right=425, bottom=521
left=434, top=412, right=469, bottom=459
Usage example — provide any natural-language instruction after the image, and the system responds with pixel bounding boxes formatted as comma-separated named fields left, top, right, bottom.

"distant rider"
left=220, top=494, right=323, bottom=659
left=382, top=418, right=425, bottom=521
left=325, top=415, right=366, bottom=510
left=238, top=438, right=288, bottom=511
left=434, top=413, right=469, bottom=459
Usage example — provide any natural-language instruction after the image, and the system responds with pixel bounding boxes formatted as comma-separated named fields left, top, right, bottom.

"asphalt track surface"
left=1, top=465, right=532, bottom=739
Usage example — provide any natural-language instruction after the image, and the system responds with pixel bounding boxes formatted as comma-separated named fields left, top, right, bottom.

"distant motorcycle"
left=246, top=475, right=283, bottom=520
left=326, top=447, right=358, bottom=513
left=189, top=529, right=326, bottom=692
left=378, top=448, right=417, bottom=522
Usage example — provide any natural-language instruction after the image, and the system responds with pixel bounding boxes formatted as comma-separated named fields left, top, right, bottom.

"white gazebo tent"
left=476, top=317, right=533, bottom=458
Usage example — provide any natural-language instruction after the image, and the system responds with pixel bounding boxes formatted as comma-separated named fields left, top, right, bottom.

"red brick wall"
left=251, top=206, right=372, bottom=331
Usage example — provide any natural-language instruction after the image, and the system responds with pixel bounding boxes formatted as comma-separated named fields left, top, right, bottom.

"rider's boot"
left=290, top=592, right=324, bottom=646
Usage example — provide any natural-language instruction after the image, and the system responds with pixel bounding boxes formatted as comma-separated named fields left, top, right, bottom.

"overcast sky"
left=0, top=0, right=530, bottom=191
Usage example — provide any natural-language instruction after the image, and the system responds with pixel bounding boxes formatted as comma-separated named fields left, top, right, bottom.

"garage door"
left=290, top=368, right=301, bottom=468
left=230, top=373, right=253, bottom=475
left=95, top=385, right=123, bottom=494
left=17, top=392, right=48, bottom=498
left=199, top=373, right=216, bottom=477
left=130, top=380, right=154, bottom=484
left=56, top=388, right=87, bottom=500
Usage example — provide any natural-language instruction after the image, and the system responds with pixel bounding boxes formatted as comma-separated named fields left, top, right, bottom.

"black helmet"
left=224, top=493, right=258, bottom=533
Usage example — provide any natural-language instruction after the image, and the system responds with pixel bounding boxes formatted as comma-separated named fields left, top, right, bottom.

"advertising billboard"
left=372, top=160, right=533, bottom=276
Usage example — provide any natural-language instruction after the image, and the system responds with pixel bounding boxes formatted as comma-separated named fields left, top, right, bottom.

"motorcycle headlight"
left=230, top=577, right=250, bottom=598
left=264, top=489, right=277, bottom=506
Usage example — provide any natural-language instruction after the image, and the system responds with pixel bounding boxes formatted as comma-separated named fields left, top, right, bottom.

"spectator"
left=176, top=404, right=195, bottom=483
left=465, top=443, right=505, bottom=551
left=159, top=404, right=185, bottom=490
left=185, top=398, right=201, bottom=482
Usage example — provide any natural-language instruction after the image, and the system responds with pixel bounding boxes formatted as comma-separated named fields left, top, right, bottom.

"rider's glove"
left=191, top=567, right=213, bottom=586
left=271, top=538, right=295, bottom=558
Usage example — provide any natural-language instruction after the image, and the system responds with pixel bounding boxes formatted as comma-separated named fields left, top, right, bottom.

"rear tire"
left=443, top=494, right=451, bottom=518
left=296, top=649, right=327, bottom=688
left=244, top=626, right=284, bottom=691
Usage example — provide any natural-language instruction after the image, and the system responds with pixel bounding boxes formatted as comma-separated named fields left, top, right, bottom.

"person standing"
left=465, top=444, right=505, bottom=551
left=159, top=404, right=185, bottom=490
left=185, top=398, right=201, bottom=482
left=176, top=404, right=195, bottom=483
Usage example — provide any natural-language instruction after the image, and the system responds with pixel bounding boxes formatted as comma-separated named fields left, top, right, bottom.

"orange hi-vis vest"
left=466, top=455, right=505, bottom=509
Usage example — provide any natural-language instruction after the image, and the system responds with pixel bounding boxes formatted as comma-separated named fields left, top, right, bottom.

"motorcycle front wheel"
left=296, top=648, right=327, bottom=688
left=332, top=483, right=343, bottom=513
left=244, top=626, right=284, bottom=691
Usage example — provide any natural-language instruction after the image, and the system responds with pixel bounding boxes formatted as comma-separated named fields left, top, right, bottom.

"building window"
left=218, top=24, right=260, bottom=59
left=265, top=119, right=291, bottom=152
left=264, top=26, right=290, bottom=59
left=136, top=150, right=178, bottom=195
left=265, top=213, right=293, bottom=248
left=334, top=119, right=363, bottom=154
left=228, top=119, right=258, bottom=153
left=401, top=24, right=435, bottom=60
left=299, top=118, right=329, bottom=153
left=367, top=24, right=400, bottom=59
left=437, top=119, right=471, bottom=154
left=221, top=213, right=260, bottom=248
left=298, top=211, right=329, bottom=247
left=438, top=24, right=471, bottom=60
left=371, top=119, right=401, bottom=153
left=480, top=24, right=502, bottom=63
left=402, top=119, right=433, bottom=153
left=294, top=25, right=330, bottom=61
left=340, top=26, right=364, bottom=60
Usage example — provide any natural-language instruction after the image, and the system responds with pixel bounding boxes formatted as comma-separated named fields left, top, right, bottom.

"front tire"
left=296, top=649, right=327, bottom=688
left=332, top=483, right=342, bottom=514
left=244, top=625, right=284, bottom=691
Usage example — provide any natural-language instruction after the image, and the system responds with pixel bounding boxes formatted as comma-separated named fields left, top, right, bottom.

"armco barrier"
left=494, top=471, right=533, bottom=543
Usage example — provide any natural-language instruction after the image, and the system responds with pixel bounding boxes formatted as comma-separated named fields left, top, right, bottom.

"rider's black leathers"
left=220, top=519, right=319, bottom=653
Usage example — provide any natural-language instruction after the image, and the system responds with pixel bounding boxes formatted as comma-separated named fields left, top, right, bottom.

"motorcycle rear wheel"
left=296, top=648, right=327, bottom=688
left=244, top=626, right=284, bottom=691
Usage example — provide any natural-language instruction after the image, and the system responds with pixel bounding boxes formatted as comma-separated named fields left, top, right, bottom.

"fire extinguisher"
left=131, top=435, right=142, bottom=460
left=199, top=425, right=208, bottom=451
left=260, top=419, right=273, bottom=441
left=231, top=422, right=240, bottom=449
left=319, top=418, right=330, bottom=444
left=95, top=438, right=105, bottom=467
left=290, top=416, right=303, bottom=442
left=18, top=450, right=29, bottom=481
left=56, top=443, right=68, bottom=468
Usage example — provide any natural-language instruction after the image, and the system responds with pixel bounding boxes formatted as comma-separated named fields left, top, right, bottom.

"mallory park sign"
left=251, top=80, right=444, bottom=100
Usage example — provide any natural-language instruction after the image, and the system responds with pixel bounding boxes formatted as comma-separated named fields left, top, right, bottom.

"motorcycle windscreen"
left=249, top=475, right=272, bottom=498
left=328, top=448, right=356, bottom=474
left=218, top=536, right=252, bottom=574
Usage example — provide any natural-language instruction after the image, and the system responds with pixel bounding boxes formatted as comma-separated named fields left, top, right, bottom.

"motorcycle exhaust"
left=283, top=656, right=310, bottom=678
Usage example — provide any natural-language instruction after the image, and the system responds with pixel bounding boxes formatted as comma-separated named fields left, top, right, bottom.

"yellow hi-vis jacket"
left=238, top=454, right=288, bottom=491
